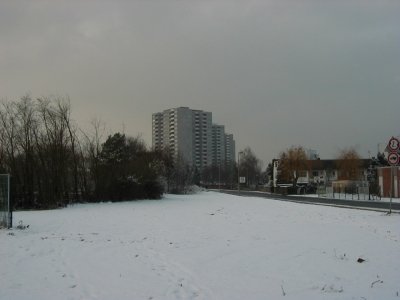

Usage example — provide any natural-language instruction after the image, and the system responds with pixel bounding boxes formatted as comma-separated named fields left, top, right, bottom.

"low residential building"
left=296, top=159, right=371, bottom=185
left=377, top=167, right=400, bottom=198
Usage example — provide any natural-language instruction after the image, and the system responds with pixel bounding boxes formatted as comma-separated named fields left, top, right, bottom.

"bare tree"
left=1, top=95, right=166, bottom=207
left=170, top=154, right=193, bottom=194
left=15, top=95, right=37, bottom=207
left=239, top=147, right=262, bottom=187
left=153, top=147, right=175, bottom=193
left=201, top=163, right=230, bottom=187
left=336, top=148, right=362, bottom=180
left=80, top=118, right=107, bottom=200
left=33, top=96, right=75, bottom=207
left=0, top=100, right=18, bottom=174
left=278, top=146, right=309, bottom=188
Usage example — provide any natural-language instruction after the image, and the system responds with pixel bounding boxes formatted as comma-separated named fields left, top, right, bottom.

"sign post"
left=385, top=136, right=400, bottom=214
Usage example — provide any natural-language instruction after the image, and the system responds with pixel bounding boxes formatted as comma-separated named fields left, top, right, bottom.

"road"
left=216, top=189, right=400, bottom=213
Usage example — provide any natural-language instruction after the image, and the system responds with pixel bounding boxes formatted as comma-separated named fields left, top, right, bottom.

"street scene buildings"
left=153, top=108, right=399, bottom=198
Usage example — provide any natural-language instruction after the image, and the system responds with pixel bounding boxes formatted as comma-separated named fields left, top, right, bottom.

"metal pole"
left=389, top=166, right=393, bottom=214
left=238, top=152, right=240, bottom=194
left=7, top=175, right=11, bottom=229
left=218, top=161, right=221, bottom=191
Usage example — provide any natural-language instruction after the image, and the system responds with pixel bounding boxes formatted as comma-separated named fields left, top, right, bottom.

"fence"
left=324, top=181, right=380, bottom=201
left=0, top=174, right=12, bottom=228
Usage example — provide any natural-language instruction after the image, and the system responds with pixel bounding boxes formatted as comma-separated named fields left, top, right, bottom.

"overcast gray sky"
left=1, top=0, right=399, bottom=164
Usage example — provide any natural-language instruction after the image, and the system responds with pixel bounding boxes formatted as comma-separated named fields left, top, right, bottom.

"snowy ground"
left=1, top=192, right=399, bottom=300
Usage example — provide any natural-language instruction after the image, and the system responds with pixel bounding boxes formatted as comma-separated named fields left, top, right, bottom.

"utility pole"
left=218, top=161, right=221, bottom=191
left=238, top=151, right=243, bottom=194
left=389, top=166, right=394, bottom=214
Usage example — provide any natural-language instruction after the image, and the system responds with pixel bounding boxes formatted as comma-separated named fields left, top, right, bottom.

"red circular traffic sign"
left=387, top=137, right=400, bottom=152
left=388, top=152, right=400, bottom=166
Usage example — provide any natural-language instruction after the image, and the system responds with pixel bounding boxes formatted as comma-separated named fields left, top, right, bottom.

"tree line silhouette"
left=0, top=95, right=171, bottom=209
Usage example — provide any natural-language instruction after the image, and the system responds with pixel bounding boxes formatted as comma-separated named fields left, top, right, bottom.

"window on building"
left=298, top=171, right=307, bottom=177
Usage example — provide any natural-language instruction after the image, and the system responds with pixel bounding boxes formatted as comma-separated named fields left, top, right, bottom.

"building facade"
left=152, top=107, right=235, bottom=172
left=296, top=159, right=371, bottom=185
left=211, top=125, right=236, bottom=167
left=152, top=107, right=193, bottom=164
left=192, top=109, right=212, bottom=169
left=211, top=124, right=226, bottom=166
left=224, top=133, right=236, bottom=166
left=377, top=167, right=400, bottom=198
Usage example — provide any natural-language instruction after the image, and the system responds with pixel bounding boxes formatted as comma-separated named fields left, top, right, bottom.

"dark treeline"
left=0, top=95, right=264, bottom=209
left=0, top=95, right=186, bottom=209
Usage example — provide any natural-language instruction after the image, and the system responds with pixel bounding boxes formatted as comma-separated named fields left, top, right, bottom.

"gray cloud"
left=1, top=0, right=399, bottom=163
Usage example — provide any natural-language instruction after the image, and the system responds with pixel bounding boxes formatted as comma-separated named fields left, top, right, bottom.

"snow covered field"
left=1, top=192, right=399, bottom=300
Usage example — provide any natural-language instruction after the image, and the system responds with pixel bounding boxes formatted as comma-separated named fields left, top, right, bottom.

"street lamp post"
left=218, top=161, right=221, bottom=191
left=238, top=151, right=243, bottom=194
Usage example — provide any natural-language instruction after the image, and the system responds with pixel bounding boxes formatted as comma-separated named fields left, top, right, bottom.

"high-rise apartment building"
left=152, top=107, right=235, bottom=172
left=192, top=109, right=212, bottom=169
left=152, top=107, right=212, bottom=170
left=211, top=124, right=236, bottom=167
left=211, top=124, right=226, bottom=165
left=224, top=133, right=236, bottom=166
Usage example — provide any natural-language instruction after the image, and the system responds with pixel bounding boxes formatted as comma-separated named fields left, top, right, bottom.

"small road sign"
left=388, top=152, right=400, bottom=166
left=387, top=137, right=400, bottom=152
left=384, top=136, right=400, bottom=213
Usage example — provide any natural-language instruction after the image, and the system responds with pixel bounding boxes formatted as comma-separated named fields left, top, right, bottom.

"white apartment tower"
left=224, top=133, right=236, bottom=165
left=152, top=107, right=212, bottom=170
left=192, top=109, right=212, bottom=169
left=211, top=124, right=236, bottom=166
left=211, top=124, right=226, bottom=165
